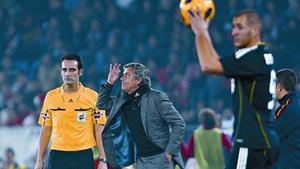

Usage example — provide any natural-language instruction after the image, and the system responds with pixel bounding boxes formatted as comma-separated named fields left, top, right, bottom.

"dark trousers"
left=47, top=149, right=94, bottom=169
left=225, top=146, right=279, bottom=169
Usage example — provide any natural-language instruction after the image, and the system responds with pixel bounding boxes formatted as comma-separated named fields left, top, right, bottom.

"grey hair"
left=124, top=62, right=151, bottom=86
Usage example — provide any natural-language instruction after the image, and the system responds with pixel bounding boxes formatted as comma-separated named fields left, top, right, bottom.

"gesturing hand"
left=107, top=63, right=121, bottom=85
left=189, top=8, right=210, bottom=35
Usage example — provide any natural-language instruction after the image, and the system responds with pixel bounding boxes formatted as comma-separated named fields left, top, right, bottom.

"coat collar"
left=278, top=92, right=296, bottom=104
left=105, top=91, right=127, bottom=126
left=104, top=88, right=151, bottom=134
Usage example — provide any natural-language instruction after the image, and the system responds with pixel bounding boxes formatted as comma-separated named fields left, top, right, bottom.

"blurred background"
left=0, top=0, right=300, bottom=168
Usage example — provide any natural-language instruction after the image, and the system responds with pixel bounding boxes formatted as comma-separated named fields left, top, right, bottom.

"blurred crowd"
left=0, top=0, right=300, bottom=132
left=1, top=0, right=300, bottom=168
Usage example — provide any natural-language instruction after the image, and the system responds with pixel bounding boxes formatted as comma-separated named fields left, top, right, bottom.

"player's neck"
left=246, top=37, right=262, bottom=48
left=64, top=82, right=80, bottom=93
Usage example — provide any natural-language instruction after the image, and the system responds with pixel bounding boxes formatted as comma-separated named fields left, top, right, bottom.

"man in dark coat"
left=274, top=69, right=300, bottom=169
left=97, top=62, right=185, bottom=169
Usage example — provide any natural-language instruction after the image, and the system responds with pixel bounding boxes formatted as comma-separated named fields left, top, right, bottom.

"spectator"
left=2, top=147, right=19, bottom=169
left=221, top=108, right=234, bottom=138
left=181, top=108, right=231, bottom=169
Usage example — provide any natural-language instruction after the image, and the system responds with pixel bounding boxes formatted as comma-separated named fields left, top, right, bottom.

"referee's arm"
left=35, top=126, right=52, bottom=169
left=95, top=124, right=107, bottom=167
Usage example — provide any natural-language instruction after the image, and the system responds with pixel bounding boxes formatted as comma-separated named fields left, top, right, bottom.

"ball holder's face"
left=180, top=0, right=215, bottom=26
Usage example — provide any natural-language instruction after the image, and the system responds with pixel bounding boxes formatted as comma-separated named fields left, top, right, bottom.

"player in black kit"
left=189, top=9, right=279, bottom=169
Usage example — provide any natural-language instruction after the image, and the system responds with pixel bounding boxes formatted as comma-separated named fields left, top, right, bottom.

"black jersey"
left=220, top=44, right=279, bottom=148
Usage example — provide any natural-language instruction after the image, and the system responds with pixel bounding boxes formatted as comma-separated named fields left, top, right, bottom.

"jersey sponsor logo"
left=77, top=111, right=86, bottom=123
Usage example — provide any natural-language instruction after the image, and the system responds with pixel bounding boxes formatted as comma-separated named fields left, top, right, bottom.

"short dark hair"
left=198, top=108, right=217, bottom=129
left=5, top=147, right=15, bottom=156
left=124, top=62, right=151, bottom=86
left=234, top=9, right=262, bottom=30
left=276, top=69, right=297, bottom=92
left=61, top=54, right=83, bottom=70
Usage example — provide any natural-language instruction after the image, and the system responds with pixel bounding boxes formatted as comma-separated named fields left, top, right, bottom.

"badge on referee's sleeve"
left=41, top=110, right=50, bottom=121
left=93, top=109, right=107, bottom=124
left=38, top=109, right=52, bottom=126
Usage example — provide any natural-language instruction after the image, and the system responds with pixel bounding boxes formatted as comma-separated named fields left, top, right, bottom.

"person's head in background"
left=275, top=69, right=297, bottom=100
left=5, top=147, right=15, bottom=163
left=198, top=108, right=220, bottom=129
left=222, top=108, right=233, bottom=120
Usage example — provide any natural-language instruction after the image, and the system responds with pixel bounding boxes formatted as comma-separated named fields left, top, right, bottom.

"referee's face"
left=61, top=60, right=82, bottom=85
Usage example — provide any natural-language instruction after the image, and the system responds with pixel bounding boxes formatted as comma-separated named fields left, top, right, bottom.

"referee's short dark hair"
left=61, top=54, right=83, bottom=70
left=276, top=69, right=297, bottom=92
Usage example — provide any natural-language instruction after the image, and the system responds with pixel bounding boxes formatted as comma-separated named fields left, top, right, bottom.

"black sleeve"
left=96, top=83, right=114, bottom=111
left=220, top=50, right=270, bottom=78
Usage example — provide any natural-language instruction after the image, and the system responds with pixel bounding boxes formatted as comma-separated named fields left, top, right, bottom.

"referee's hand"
left=97, top=161, right=108, bottom=169
left=34, top=161, right=44, bottom=169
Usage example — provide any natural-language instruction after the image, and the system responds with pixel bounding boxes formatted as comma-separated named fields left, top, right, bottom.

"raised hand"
left=189, top=8, right=210, bottom=35
left=107, top=63, right=121, bottom=85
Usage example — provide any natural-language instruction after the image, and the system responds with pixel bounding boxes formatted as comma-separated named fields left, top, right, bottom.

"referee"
left=34, top=54, right=107, bottom=169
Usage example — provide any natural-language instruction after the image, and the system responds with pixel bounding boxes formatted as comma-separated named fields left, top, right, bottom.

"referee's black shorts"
left=47, top=148, right=94, bottom=169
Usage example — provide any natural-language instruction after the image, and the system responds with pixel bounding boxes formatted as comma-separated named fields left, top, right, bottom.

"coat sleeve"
left=96, top=84, right=114, bottom=111
left=157, top=91, right=185, bottom=155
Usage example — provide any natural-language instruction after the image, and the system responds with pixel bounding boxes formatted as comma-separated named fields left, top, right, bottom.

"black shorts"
left=225, top=145, right=279, bottom=169
left=47, top=148, right=94, bottom=169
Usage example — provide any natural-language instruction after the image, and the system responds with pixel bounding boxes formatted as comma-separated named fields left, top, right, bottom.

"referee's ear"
left=79, top=69, right=83, bottom=76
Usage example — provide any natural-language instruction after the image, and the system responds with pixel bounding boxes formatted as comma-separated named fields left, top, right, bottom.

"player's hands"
left=34, top=160, right=44, bottom=169
left=189, top=7, right=210, bottom=35
left=97, top=161, right=108, bottom=169
left=107, top=63, right=121, bottom=85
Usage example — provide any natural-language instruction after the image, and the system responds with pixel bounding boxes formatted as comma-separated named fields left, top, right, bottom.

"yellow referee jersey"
left=38, top=83, right=106, bottom=151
